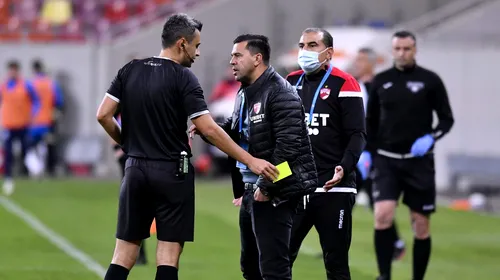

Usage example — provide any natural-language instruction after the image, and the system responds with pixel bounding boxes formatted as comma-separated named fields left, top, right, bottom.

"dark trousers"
left=240, top=190, right=298, bottom=280
left=290, top=192, right=356, bottom=280
left=3, top=128, right=29, bottom=178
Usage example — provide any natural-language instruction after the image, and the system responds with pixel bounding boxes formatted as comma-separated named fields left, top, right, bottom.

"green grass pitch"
left=0, top=179, right=499, bottom=279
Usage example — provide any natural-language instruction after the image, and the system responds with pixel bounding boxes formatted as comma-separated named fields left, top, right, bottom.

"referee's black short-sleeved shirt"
left=106, top=56, right=209, bottom=160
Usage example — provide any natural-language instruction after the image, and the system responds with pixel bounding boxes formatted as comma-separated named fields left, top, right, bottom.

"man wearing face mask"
left=286, top=28, right=366, bottom=280
left=97, top=14, right=278, bottom=280
left=366, top=31, right=454, bottom=280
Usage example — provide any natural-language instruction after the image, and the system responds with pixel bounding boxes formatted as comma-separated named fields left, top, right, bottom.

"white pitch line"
left=0, top=196, right=106, bottom=279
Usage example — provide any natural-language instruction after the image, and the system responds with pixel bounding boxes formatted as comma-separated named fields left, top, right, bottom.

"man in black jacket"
left=366, top=31, right=454, bottom=280
left=191, top=34, right=317, bottom=280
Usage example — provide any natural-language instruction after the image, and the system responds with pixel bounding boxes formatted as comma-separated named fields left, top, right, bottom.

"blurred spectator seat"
left=40, top=0, right=72, bottom=26
left=0, top=0, right=10, bottom=23
left=133, top=0, right=156, bottom=16
left=155, top=0, right=173, bottom=4
left=15, top=0, right=39, bottom=27
left=58, top=18, right=85, bottom=42
left=104, top=0, right=129, bottom=23
left=0, top=16, right=22, bottom=42
left=0, top=0, right=209, bottom=42
left=27, top=19, right=54, bottom=42
left=78, top=0, right=99, bottom=29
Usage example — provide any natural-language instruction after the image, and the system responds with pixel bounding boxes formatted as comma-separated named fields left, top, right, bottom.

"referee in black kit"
left=366, top=31, right=454, bottom=280
left=286, top=28, right=366, bottom=280
left=96, top=13, right=278, bottom=280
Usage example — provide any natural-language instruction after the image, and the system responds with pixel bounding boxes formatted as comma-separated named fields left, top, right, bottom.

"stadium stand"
left=0, top=0, right=207, bottom=43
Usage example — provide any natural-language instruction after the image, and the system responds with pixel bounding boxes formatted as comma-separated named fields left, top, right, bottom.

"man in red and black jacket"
left=286, top=28, right=366, bottom=280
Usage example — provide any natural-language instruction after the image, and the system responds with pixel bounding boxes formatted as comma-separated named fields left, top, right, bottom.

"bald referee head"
left=97, top=13, right=278, bottom=280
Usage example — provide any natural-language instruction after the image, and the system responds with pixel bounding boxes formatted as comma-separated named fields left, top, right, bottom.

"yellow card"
left=273, top=161, right=292, bottom=183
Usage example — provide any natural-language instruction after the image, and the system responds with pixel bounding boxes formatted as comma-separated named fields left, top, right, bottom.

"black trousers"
left=289, top=191, right=355, bottom=280
left=240, top=189, right=298, bottom=280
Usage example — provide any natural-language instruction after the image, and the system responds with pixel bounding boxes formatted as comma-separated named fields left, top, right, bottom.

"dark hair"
left=161, top=13, right=203, bottom=48
left=7, top=60, right=19, bottom=70
left=233, top=34, right=271, bottom=65
left=393, top=30, right=417, bottom=44
left=303, top=27, right=333, bottom=48
left=358, top=47, right=377, bottom=64
left=32, top=59, right=44, bottom=72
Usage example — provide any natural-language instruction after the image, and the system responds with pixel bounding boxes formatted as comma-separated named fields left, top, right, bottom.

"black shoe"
left=376, top=275, right=390, bottom=280
left=392, top=243, right=406, bottom=261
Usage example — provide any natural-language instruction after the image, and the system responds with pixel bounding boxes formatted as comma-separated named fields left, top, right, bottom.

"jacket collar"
left=393, top=62, right=417, bottom=73
left=242, top=66, right=274, bottom=98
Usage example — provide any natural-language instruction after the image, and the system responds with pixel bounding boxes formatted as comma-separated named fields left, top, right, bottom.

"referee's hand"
left=323, top=165, right=344, bottom=191
left=247, top=158, right=279, bottom=182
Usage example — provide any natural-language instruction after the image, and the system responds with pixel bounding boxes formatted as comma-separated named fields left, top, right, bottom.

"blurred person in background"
left=352, top=47, right=406, bottom=261
left=40, top=0, right=72, bottom=26
left=366, top=31, right=454, bottom=280
left=1, top=60, right=40, bottom=195
left=286, top=28, right=365, bottom=280
left=25, top=59, right=64, bottom=178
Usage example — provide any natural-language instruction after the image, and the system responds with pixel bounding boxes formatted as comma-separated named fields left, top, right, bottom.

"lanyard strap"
left=295, top=65, right=333, bottom=124
left=239, top=91, right=245, bottom=132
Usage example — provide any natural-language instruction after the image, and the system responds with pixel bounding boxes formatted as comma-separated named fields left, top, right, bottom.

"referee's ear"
left=178, top=38, right=188, bottom=50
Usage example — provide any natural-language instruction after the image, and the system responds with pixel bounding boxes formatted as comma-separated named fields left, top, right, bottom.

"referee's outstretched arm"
left=194, top=116, right=235, bottom=145
left=192, top=114, right=278, bottom=181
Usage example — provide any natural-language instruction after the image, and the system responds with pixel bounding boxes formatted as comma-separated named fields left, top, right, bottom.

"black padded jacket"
left=215, top=66, right=318, bottom=203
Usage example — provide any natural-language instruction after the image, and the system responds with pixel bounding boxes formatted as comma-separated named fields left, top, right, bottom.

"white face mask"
left=297, top=49, right=328, bottom=74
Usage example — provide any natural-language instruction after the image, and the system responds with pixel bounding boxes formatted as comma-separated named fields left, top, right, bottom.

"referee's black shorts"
left=371, top=153, right=436, bottom=215
left=116, top=157, right=195, bottom=243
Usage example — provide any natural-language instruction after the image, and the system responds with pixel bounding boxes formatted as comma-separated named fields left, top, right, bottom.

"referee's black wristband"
left=113, top=144, right=121, bottom=151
